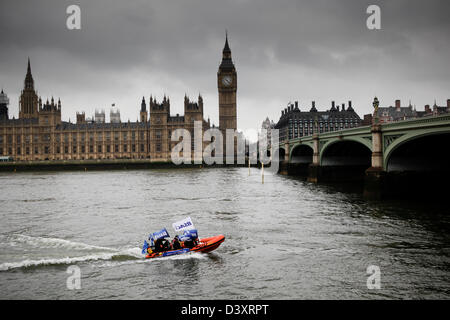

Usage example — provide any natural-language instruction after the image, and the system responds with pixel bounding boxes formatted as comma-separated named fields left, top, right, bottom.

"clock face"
left=222, top=76, right=232, bottom=86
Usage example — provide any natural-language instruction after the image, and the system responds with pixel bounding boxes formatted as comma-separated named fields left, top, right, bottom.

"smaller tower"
left=95, top=109, right=106, bottom=123
left=110, top=107, right=121, bottom=123
left=184, top=94, right=203, bottom=124
left=38, top=95, right=61, bottom=126
left=19, top=58, right=39, bottom=119
left=76, top=112, right=86, bottom=124
left=140, top=96, right=148, bottom=122
left=0, top=89, right=9, bottom=120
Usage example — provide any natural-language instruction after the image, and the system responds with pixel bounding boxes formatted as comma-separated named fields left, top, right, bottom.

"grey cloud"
left=0, top=0, right=449, bottom=129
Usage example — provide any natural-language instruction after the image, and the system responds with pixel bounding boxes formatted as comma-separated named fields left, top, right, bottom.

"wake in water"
left=7, top=234, right=118, bottom=252
left=0, top=235, right=207, bottom=271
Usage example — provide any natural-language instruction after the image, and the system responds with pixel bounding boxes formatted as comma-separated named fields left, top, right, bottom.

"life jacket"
left=154, top=238, right=165, bottom=252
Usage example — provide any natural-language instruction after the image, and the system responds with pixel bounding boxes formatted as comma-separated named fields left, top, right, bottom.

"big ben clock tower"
left=218, top=33, right=237, bottom=149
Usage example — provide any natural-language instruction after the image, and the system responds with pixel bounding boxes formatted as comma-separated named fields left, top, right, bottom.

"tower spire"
left=24, top=57, right=34, bottom=90
left=223, top=30, right=231, bottom=55
left=219, top=31, right=234, bottom=72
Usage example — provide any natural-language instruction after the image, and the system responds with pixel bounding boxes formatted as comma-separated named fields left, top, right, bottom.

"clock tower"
left=217, top=33, right=237, bottom=147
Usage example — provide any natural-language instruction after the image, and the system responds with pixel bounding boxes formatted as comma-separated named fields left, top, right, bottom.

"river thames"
left=0, top=168, right=449, bottom=299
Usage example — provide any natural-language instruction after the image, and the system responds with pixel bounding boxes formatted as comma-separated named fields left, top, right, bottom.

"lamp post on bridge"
left=371, top=97, right=383, bottom=169
left=373, top=96, right=380, bottom=125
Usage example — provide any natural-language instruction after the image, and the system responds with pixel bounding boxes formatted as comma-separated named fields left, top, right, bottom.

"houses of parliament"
left=0, top=36, right=238, bottom=162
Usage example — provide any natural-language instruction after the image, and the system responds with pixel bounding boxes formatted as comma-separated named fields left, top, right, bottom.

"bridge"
left=276, top=113, right=450, bottom=198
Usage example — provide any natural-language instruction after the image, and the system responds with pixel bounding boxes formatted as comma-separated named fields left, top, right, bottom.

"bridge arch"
left=290, top=143, right=314, bottom=164
left=384, top=128, right=450, bottom=172
left=319, top=137, right=372, bottom=166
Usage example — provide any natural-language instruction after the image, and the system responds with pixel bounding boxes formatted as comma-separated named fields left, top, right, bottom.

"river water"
left=0, top=168, right=449, bottom=299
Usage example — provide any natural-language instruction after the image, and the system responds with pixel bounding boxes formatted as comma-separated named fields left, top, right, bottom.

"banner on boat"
left=151, top=228, right=170, bottom=240
left=172, top=216, right=195, bottom=233
left=142, top=240, right=150, bottom=254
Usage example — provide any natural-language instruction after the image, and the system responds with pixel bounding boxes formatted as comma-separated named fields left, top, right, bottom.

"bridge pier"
left=363, top=167, right=387, bottom=199
left=307, top=164, right=321, bottom=183
left=278, top=161, right=289, bottom=175
left=285, top=142, right=290, bottom=162
left=278, top=142, right=291, bottom=175
left=307, top=134, right=320, bottom=182
left=363, top=122, right=386, bottom=199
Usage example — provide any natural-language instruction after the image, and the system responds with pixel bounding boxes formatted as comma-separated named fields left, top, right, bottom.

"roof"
left=377, top=106, right=416, bottom=119
left=275, top=108, right=362, bottom=129
left=0, top=118, right=39, bottom=125
left=55, top=121, right=148, bottom=130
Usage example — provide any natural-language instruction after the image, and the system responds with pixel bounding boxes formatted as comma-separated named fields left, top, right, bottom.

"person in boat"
left=171, top=235, right=181, bottom=250
left=154, top=238, right=171, bottom=252
left=183, top=238, right=197, bottom=249
left=181, top=230, right=198, bottom=249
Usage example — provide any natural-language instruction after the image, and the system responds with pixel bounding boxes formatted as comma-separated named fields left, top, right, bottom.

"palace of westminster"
left=0, top=36, right=238, bottom=161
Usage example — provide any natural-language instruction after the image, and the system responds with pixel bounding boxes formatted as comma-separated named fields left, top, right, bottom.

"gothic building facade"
left=0, top=37, right=236, bottom=162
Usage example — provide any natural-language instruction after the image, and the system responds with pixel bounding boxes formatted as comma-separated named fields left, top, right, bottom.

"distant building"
left=261, top=117, right=275, bottom=132
left=259, top=117, right=275, bottom=148
left=377, top=99, right=416, bottom=123
left=363, top=99, right=450, bottom=124
left=274, top=100, right=362, bottom=142
left=423, top=100, right=450, bottom=117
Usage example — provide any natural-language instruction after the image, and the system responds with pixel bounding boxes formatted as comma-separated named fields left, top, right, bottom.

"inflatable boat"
left=144, top=235, right=225, bottom=259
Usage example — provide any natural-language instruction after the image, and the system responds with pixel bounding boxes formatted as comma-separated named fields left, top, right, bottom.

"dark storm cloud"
left=0, top=0, right=449, bottom=130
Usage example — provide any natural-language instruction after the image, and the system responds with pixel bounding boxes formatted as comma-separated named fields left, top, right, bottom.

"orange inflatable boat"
left=145, top=235, right=225, bottom=259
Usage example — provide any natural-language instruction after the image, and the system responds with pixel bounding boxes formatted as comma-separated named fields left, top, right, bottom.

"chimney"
left=282, top=110, right=284, bottom=116
left=312, top=101, right=315, bottom=108
left=395, top=99, right=401, bottom=111
left=332, top=101, right=335, bottom=109
left=295, top=101, right=298, bottom=109
left=342, top=103, right=345, bottom=111
left=337, top=105, right=340, bottom=112
left=447, top=99, right=450, bottom=109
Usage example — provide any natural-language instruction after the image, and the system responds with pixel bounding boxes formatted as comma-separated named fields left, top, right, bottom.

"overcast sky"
left=1, top=0, right=449, bottom=134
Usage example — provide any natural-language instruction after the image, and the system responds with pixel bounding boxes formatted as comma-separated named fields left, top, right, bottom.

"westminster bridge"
left=275, top=113, right=450, bottom=198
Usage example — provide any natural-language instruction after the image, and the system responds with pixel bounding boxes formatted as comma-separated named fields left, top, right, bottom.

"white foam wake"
left=10, top=234, right=116, bottom=252
left=95, top=251, right=207, bottom=268
left=0, top=253, right=117, bottom=271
